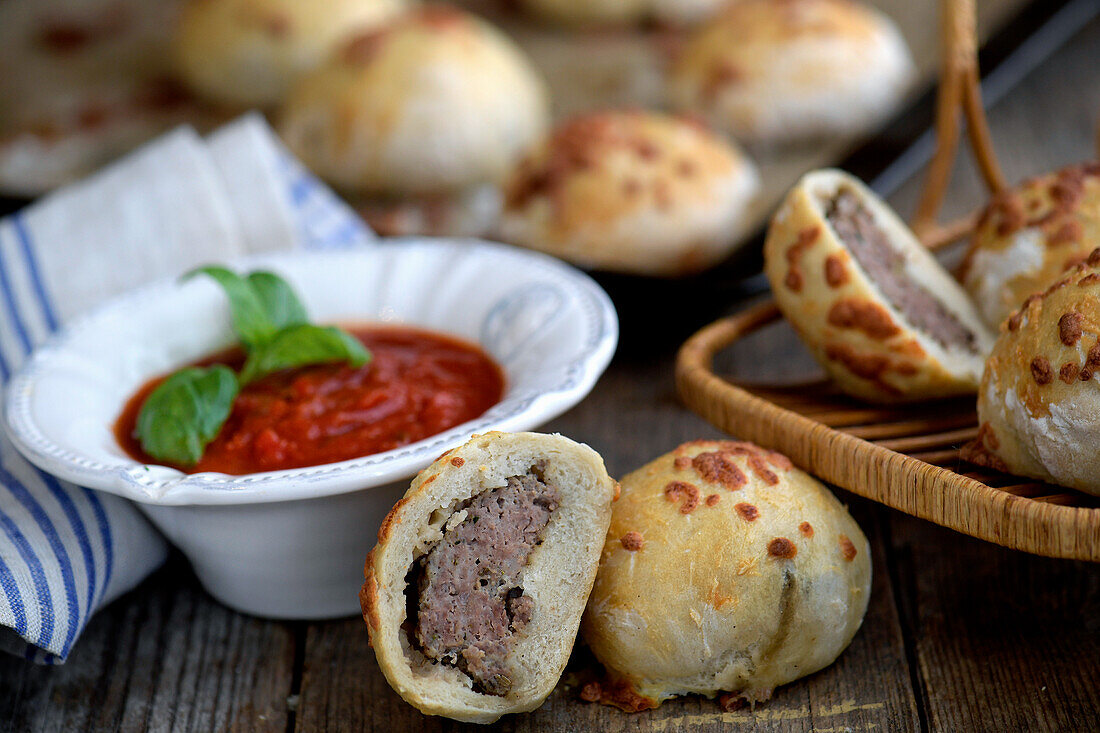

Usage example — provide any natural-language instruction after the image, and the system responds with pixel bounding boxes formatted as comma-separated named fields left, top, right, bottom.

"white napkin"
left=0, top=114, right=375, bottom=663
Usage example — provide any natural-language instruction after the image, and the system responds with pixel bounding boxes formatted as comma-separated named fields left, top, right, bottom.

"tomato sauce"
left=115, top=326, right=505, bottom=475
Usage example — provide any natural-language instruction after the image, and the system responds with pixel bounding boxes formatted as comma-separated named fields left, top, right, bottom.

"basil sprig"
left=135, top=366, right=239, bottom=466
left=133, top=267, right=371, bottom=466
left=239, top=324, right=369, bottom=385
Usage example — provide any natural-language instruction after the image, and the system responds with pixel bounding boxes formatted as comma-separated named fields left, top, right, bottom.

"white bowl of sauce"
left=4, top=239, right=618, bottom=618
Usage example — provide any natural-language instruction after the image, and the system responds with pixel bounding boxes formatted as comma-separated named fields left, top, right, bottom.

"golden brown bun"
left=499, top=110, right=759, bottom=276
left=668, top=0, right=914, bottom=144
left=581, top=440, right=871, bottom=711
left=763, top=169, right=995, bottom=403
left=959, top=163, right=1100, bottom=328
left=278, top=6, right=549, bottom=196
left=968, top=250, right=1100, bottom=496
left=519, top=0, right=727, bottom=27
left=361, top=432, right=617, bottom=724
left=172, top=0, right=407, bottom=108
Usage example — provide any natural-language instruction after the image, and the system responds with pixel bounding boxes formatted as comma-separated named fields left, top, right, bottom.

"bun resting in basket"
left=763, top=169, right=995, bottom=403
left=499, top=110, right=759, bottom=276
left=966, top=250, right=1100, bottom=497
left=172, top=0, right=407, bottom=108
left=517, top=0, right=727, bottom=28
left=667, top=0, right=914, bottom=144
left=580, top=440, right=871, bottom=712
left=958, top=163, right=1100, bottom=328
left=360, top=431, right=617, bottom=724
left=277, top=7, right=548, bottom=206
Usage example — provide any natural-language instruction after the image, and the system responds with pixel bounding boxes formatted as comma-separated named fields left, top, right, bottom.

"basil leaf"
left=247, top=271, right=309, bottom=331
left=239, top=324, right=370, bottom=385
left=185, top=266, right=275, bottom=349
left=134, top=365, right=239, bottom=466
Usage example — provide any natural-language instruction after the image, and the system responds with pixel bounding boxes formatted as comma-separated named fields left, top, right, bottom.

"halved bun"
left=361, top=431, right=617, bottom=724
left=763, top=169, right=995, bottom=402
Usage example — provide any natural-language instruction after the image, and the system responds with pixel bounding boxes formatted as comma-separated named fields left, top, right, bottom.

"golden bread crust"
left=581, top=440, right=871, bottom=709
left=763, top=169, right=994, bottom=402
left=959, top=163, right=1100, bottom=327
left=970, top=250, right=1100, bottom=496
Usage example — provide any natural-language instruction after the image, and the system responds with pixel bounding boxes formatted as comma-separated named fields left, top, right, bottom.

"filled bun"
left=763, top=169, right=995, bottom=402
left=361, top=432, right=617, bottom=724
left=172, top=0, right=406, bottom=108
left=668, top=0, right=914, bottom=144
left=499, top=110, right=759, bottom=276
left=581, top=440, right=871, bottom=711
left=967, top=249, right=1100, bottom=496
left=959, top=163, right=1100, bottom=328
left=519, top=0, right=727, bottom=27
left=278, top=6, right=549, bottom=196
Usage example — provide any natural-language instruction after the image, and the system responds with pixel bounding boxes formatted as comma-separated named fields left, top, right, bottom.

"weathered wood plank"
left=0, top=556, right=295, bottom=733
left=888, top=513, right=1100, bottom=732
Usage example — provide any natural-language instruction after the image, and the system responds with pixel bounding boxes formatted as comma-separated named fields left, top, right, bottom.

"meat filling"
left=825, top=188, right=978, bottom=352
left=411, top=463, right=560, bottom=696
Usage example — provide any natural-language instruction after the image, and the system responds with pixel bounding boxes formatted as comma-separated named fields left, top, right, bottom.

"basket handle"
left=912, top=0, right=1006, bottom=248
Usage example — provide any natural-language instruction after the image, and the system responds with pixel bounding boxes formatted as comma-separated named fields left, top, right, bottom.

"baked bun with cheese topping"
left=278, top=6, right=549, bottom=198
left=581, top=439, right=871, bottom=712
left=958, top=163, right=1100, bottom=328
left=763, top=169, right=995, bottom=403
left=668, top=0, right=914, bottom=144
left=966, top=249, right=1100, bottom=496
left=518, top=0, right=727, bottom=27
left=499, top=110, right=759, bottom=276
left=172, top=0, right=407, bottom=108
left=361, top=432, right=617, bottom=724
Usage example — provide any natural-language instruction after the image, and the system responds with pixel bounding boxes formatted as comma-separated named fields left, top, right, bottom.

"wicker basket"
left=675, top=0, right=1100, bottom=561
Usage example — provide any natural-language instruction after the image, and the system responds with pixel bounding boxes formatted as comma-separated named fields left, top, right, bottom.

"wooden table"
left=4, top=4, right=1100, bottom=732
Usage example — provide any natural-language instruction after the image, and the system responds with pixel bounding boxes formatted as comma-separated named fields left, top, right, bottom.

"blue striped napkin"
left=0, top=114, right=374, bottom=663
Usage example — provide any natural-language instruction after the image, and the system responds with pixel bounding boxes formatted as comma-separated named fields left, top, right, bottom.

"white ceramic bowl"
left=4, top=239, right=617, bottom=618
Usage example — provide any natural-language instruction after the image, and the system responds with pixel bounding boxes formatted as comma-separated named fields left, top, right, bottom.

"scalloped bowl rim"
left=3, top=239, right=618, bottom=506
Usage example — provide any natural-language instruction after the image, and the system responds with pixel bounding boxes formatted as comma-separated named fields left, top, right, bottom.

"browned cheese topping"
left=784, top=226, right=821, bottom=292
left=1031, top=356, right=1053, bottom=386
left=1060, top=362, right=1080, bottom=384
left=1058, top=311, right=1084, bottom=346
left=664, top=481, right=701, bottom=513
left=735, top=502, right=759, bottom=521
left=824, top=189, right=978, bottom=353
left=838, top=534, right=858, bottom=561
left=768, top=537, right=798, bottom=559
left=824, top=254, right=850, bottom=287
left=413, top=465, right=560, bottom=696
left=692, top=452, right=748, bottom=490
